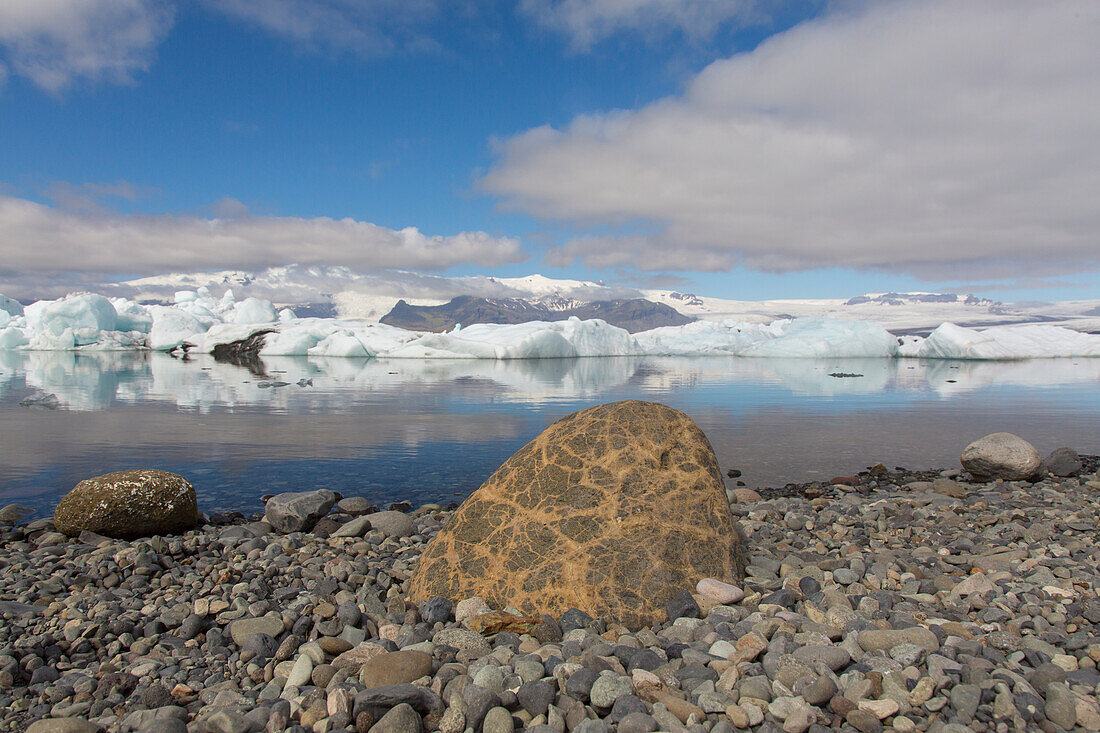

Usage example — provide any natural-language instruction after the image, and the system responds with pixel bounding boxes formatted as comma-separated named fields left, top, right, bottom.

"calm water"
left=1, top=350, right=1098, bottom=517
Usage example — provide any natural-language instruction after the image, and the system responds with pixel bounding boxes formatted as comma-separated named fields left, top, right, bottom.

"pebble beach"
left=2, top=461, right=1100, bottom=733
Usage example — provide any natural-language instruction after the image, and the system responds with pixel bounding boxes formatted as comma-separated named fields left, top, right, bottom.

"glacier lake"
left=1, top=350, right=1098, bottom=518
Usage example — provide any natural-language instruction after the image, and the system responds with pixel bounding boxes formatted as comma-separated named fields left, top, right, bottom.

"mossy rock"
left=53, top=469, right=198, bottom=539
left=409, top=400, right=747, bottom=629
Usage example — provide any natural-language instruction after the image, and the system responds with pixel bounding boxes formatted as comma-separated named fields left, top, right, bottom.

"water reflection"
left=4, top=351, right=1100, bottom=413
left=1, top=351, right=1097, bottom=516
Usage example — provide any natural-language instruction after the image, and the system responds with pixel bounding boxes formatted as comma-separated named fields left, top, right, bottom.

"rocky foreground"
left=2, top=464, right=1100, bottom=733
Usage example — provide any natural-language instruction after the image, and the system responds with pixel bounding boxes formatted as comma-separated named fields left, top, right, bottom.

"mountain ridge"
left=379, top=295, right=695, bottom=333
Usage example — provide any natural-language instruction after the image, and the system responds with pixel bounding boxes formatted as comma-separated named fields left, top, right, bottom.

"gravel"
left=1, top=461, right=1099, bottom=731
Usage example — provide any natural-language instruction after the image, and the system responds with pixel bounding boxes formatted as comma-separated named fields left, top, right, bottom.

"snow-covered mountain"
left=643, top=290, right=1100, bottom=334
left=114, top=266, right=1100, bottom=334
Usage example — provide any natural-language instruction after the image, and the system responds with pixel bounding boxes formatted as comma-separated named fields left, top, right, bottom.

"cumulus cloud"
left=207, top=0, right=446, bottom=55
left=0, top=192, right=525, bottom=278
left=0, top=0, right=173, bottom=91
left=484, top=0, right=1100, bottom=279
left=520, top=0, right=777, bottom=48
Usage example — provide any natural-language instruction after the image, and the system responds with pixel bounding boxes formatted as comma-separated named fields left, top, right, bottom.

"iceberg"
left=232, top=297, right=278, bottom=325
left=634, top=317, right=898, bottom=358
left=742, top=318, right=899, bottom=358
left=0, top=327, right=29, bottom=349
left=1, top=287, right=1099, bottom=361
left=0, top=294, right=24, bottom=318
left=382, top=318, right=639, bottom=359
left=24, top=293, right=117, bottom=337
left=110, top=298, right=153, bottom=333
left=149, top=307, right=208, bottom=351
left=901, top=323, right=1100, bottom=359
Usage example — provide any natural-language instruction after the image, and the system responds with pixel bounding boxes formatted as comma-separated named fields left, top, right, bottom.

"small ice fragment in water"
left=20, top=392, right=59, bottom=408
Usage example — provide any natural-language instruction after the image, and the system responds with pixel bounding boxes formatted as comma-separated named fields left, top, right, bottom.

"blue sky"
left=1, top=0, right=1098, bottom=302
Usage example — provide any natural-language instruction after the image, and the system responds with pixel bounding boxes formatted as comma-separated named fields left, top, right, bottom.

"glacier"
left=1, top=289, right=1099, bottom=361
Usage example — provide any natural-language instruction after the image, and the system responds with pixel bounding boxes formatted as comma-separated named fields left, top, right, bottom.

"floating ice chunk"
left=278, top=308, right=296, bottom=322
left=635, top=317, right=897, bottom=358
left=742, top=318, right=899, bottom=358
left=895, top=335, right=925, bottom=357
left=910, top=322, right=1100, bottom=359
left=384, top=318, right=638, bottom=359
left=149, top=307, right=207, bottom=351
left=260, top=320, right=414, bottom=357
left=174, top=290, right=197, bottom=303
left=110, top=298, right=153, bottom=333
left=0, top=327, right=28, bottom=349
left=232, top=297, right=277, bottom=325
left=308, top=333, right=371, bottom=358
left=24, top=293, right=118, bottom=337
left=0, top=294, right=23, bottom=317
left=635, top=320, right=781, bottom=355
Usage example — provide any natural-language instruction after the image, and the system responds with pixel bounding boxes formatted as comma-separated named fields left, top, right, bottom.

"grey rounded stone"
left=368, top=510, right=416, bottom=538
left=481, top=706, right=514, bottom=733
left=857, top=628, right=939, bottom=653
left=1042, top=447, right=1083, bottom=477
left=949, top=683, right=980, bottom=720
left=845, top=709, right=883, bottom=733
left=336, top=497, right=376, bottom=515
left=617, top=712, right=659, bottom=733
left=565, top=668, right=597, bottom=702
left=419, top=597, right=452, bottom=625
left=369, top=702, right=422, bottom=733
left=264, top=489, right=336, bottom=533
left=961, top=432, right=1041, bottom=481
left=433, top=628, right=491, bottom=660
left=609, top=694, right=648, bottom=722
left=1044, top=682, right=1077, bottom=730
left=229, top=615, right=284, bottom=647
left=833, top=568, right=859, bottom=585
left=242, top=632, right=278, bottom=660
left=792, top=645, right=851, bottom=672
left=801, top=675, right=837, bottom=706
left=516, top=680, right=555, bottom=717
left=589, top=674, right=633, bottom=710
left=178, top=613, right=206, bottom=641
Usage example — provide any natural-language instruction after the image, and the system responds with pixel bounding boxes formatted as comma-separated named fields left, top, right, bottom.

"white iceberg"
left=149, top=307, right=208, bottom=351
left=743, top=318, right=899, bottom=358
left=0, top=327, right=29, bottom=349
left=382, top=318, right=639, bottom=359
left=634, top=317, right=898, bottom=358
left=901, top=322, right=1100, bottom=359
left=24, top=293, right=117, bottom=336
left=0, top=294, right=23, bottom=318
left=110, top=298, right=153, bottom=333
left=232, top=297, right=278, bottom=325
left=2, top=287, right=1099, bottom=361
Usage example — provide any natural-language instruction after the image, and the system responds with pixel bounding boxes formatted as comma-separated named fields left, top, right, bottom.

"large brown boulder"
left=53, top=469, right=198, bottom=539
left=409, top=400, right=746, bottom=629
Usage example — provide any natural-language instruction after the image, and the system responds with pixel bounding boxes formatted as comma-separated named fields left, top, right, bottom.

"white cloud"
left=520, top=0, right=775, bottom=48
left=0, top=192, right=525, bottom=276
left=0, top=0, right=173, bottom=91
left=484, top=0, right=1100, bottom=279
left=207, top=0, right=444, bottom=55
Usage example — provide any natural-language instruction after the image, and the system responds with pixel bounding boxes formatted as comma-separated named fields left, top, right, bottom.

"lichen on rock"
left=409, top=400, right=747, bottom=629
left=53, top=469, right=198, bottom=539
